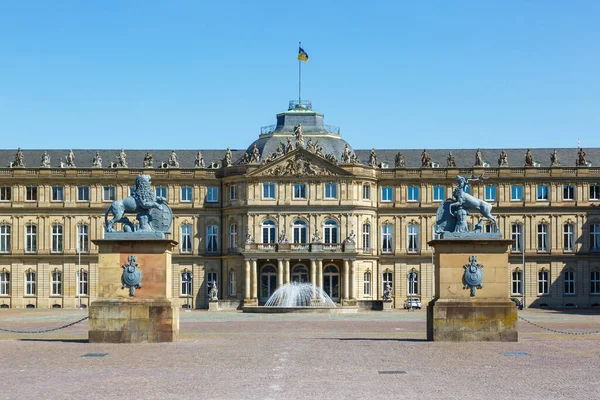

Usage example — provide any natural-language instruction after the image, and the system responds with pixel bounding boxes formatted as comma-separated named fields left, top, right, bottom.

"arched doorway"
left=323, top=265, right=340, bottom=302
left=260, top=265, right=277, bottom=302
left=291, top=264, right=309, bottom=283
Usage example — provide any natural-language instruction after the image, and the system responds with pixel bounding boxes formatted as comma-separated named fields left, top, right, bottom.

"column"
left=310, top=259, right=316, bottom=285
left=251, top=260, right=258, bottom=299
left=277, top=259, right=284, bottom=288
left=343, top=260, right=350, bottom=300
left=317, top=259, right=323, bottom=290
left=284, top=259, right=290, bottom=284
left=244, top=259, right=251, bottom=299
left=350, top=260, right=356, bottom=300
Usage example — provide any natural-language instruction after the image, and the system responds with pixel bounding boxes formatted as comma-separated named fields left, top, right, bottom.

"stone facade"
left=1, top=103, right=600, bottom=310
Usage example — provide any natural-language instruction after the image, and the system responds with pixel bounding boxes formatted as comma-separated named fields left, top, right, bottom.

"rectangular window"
left=293, top=184, right=306, bottom=199
left=324, top=183, right=337, bottom=199
left=538, top=270, right=549, bottom=295
left=382, top=272, right=393, bottom=293
left=590, top=185, right=600, bottom=201
left=77, top=225, right=89, bottom=253
left=206, top=271, right=217, bottom=295
left=381, top=186, right=393, bottom=202
left=26, top=186, right=38, bottom=201
left=103, top=186, right=115, bottom=202
left=433, top=186, right=445, bottom=202
left=563, top=224, right=574, bottom=252
left=206, top=225, right=218, bottom=253
left=0, top=186, right=11, bottom=202
left=591, top=224, right=600, bottom=252
left=407, top=272, right=419, bottom=296
left=591, top=271, right=600, bottom=295
left=511, top=224, right=523, bottom=252
left=25, top=225, right=37, bottom=253
left=407, top=186, right=419, bottom=202
left=181, top=187, right=192, bottom=202
left=362, top=184, right=371, bottom=200
left=485, top=185, right=497, bottom=201
left=563, top=185, right=575, bottom=201
left=51, top=225, right=63, bottom=253
left=155, top=187, right=167, bottom=199
left=229, top=185, right=237, bottom=201
left=536, top=185, right=548, bottom=201
left=512, top=270, right=523, bottom=295
left=511, top=185, right=523, bottom=201
left=51, top=186, right=64, bottom=201
left=0, top=225, right=10, bottom=253
left=537, top=224, right=549, bottom=252
left=564, top=271, right=575, bottom=295
left=206, top=187, right=218, bottom=203
left=362, top=224, right=371, bottom=252
left=228, top=271, right=236, bottom=296
left=77, top=186, right=89, bottom=201
left=382, top=225, right=393, bottom=253
left=407, top=225, right=419, bottom=253
left=229, top=224, right=237, bottom=249
left=0, top=271, right=9, bottom=295
left=51, top=270, right=62, bottom=296
left=181, top=225, right=192, bottom=253
left=263, top=183, right=276, bottom=199
left=363, top=272, right=371, bottom=296
left=77, top=270, right=88, bottom=296
left=25, top=271, right=36, bottom=296
left=181, top=271, right=192, bottom=296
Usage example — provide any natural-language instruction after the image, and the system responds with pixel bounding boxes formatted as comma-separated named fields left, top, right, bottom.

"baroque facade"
left=1, top=101, right=600, bottom=310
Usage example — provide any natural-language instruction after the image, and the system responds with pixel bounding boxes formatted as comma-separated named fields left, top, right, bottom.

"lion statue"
left=104, top=174, right=166, bottom=232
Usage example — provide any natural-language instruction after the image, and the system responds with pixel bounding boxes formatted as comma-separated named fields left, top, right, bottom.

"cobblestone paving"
left=1, top=309, right=599, bottom=399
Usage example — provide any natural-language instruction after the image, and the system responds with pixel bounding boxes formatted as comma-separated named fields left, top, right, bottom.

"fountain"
left=243, top=282, right=358, bottom=313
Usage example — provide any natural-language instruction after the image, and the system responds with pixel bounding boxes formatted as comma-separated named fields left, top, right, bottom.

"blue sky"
left=0, top=1, right=598, bottom=150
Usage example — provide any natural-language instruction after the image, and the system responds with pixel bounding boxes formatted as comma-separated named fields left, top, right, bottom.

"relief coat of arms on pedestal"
left=463, top=255, right=484, bottom=297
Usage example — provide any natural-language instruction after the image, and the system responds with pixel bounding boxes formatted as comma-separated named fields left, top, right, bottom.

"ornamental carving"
left=263, top=154, right=337, bottom=177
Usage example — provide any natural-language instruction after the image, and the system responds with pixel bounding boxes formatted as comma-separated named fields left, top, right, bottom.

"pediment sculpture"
left=262, top=153, right=338, bottom=177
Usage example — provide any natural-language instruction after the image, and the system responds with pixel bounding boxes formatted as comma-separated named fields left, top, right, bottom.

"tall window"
left=229, top=185, right=237, bottom=201
left=362, top=184, right=371, bottom=200
left=382, top=225, right=393, bottom=253
left=511, top=224, right=523, bottom=252
left=382, top=271, right=393, bottom=293
left=206, top=271, right=217, bottom=295
left=0, top=270, right=10, bottom=295
left=590, top=224, right=600, bottom=252
left=0, top=225, right=10, bottom=253
left=362, top=223, right=371, bottom=252
left=537, top=224, right=549, bottom=252
left=181, top=271, right=192, bottom=296
left=485, top=185, right=497, bottom=201
left=206, top=187, right=218, bottom=203
left=407, top=225, right=419, bottom=253
left=263, top=183, right=276, bottom=199
left=433, top=186, right=445, bottom=202
left=229, top=223, right=237, bottom=249
left=180, top=225, right=192, bottom=253
left=536, top=185, right=548, bottom=201
left=293, top=184, right=306, bottom=199
left=408, top=271, right=419, bottom=295
left=407, top=186, right=419, bottom=202
left=564, top=270, right=575, bottom=295
left=538, top=270, right=549, bottom=295
left=77, top=224, right=89, bottom=253
left=51, top=270, right=62, bottom=296
left=292, top=220, right=307, bottom=243
left=206, top=225, right=218, bottom=253
left=77, top=270, right=88, bottom=296
left=262, top=220, right=276, bottom=244
left=228, top=271, right=236, bottom=296
left=563, top=224, right=574, bottom=252
left=181, top=187, right=192, bottom=202
left=103, top=186, right=115, bottom=201
left=590, top=185, right=600, bottom=201
left=381, top=186, right=393, bottom=202
left=563, top=185, right=575, bottom=201
left=25, top=271, right=36, bottom=295
left=323, top=220, right=338, bottom=244
left=77, top=186, right=89, bottom=201
left=511, top=270, right=523, bottom=295
left=591, top=271, right=600, bottom=295
left=51, top=225, right=63, bottom=253
left=0, top=187, right=11, bottom=201
left=155, top=187, right=167, bottom=199
left=324, top=183, right=337, bottom=199
left=511, top=185, right=523, bottom=201
left=363, top=271, right=371, bottom=296
left=25, top=225, right=37, bottom=253
left=26, top=186, right=38, bottom=201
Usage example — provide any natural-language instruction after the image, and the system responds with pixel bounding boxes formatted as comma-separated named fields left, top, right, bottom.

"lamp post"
left=77, top=243, right=82, bottom=309
left=185, top=271, right=193, bottom=312
left=407, top=272, right=416, bottom=312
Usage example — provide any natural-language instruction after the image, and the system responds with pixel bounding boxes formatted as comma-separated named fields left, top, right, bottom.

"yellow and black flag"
left=298, top=46, right=309, bottom=62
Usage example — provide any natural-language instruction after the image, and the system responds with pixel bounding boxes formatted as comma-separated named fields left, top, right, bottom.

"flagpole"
left=298, top=41, right=302, bottom=105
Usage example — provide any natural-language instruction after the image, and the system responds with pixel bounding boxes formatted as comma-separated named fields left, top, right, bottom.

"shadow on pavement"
left=322, top=338, right=427, bottom=342
left=18, top=338, right=88, bottom=343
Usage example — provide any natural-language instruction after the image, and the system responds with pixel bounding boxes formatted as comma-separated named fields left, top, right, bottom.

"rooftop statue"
left=250, top=144, right=261, bottom=163
left=286, top=138, right=294, bottom=153
left=118, top=149, right=128, bottom=168
left=224, top=148, right=232, bottom=167
left=474, top=149, right=483, bottom=167
left=395, top=152, right=405, bottom=167
left=368, top=148, right=377, bottom=167
left=435, top=174, right=500, bottom=238
left=550, top=149, right=560, bottom=167
left=294, top=124, right=304, bottom=148
left=104, top=174, right=172, bottom=238
left=168, top=150, right=179, bottom=168
left=11, top=148, right=25, bottom=168
left=498, top=150, right=509, bottom=167
left=341, top=144, right=351, bottom=163
left=576, top=148, right=587, bottom=167
left=92, top=151, right=102, bottom=168
left=195, top=151, right=205, bottom=168
left=446, top=151, right=456, bottom=168
left=65, top=150, right=75, bottom=168
left=144, top=152, right=154, bottom=168
left=524, top=149, right=534, bottom=167
left=40, top=151, right=51, bottom=168
left=421, top=149, right=432, bottom=168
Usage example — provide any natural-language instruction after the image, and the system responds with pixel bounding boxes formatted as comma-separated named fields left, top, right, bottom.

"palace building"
left=0, top=100, right=599, bottom=310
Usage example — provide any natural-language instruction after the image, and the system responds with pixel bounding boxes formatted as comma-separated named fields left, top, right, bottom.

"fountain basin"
left=242, top=306, right=358, bottom=314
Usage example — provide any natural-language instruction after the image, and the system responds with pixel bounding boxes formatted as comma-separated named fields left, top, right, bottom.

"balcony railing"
left=244, top=242, right=354, bottom=253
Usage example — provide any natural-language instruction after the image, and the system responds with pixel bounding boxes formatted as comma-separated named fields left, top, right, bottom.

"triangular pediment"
left=248, top=148, right=353, bottom=177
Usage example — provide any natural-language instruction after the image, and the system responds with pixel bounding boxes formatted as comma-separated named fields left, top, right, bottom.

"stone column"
left=284, top=259, right=290, bottom=284
left=251, top=259, right=258, bottom=299
left=310, top=259, right=316, bottom=285
left=350, top=260, right=356, bottom=300
left=343, top=260, right=350, bottom=300
left=277, top=259, right=284, bottom=288
left=244, top=259, right=251, bottom=299
left=317, top=259, right=323, bottom=290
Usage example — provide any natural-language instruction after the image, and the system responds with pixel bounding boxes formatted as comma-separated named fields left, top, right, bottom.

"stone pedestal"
left=208, top=300, right=220, bottom=312
left=89, top=239, right=179, bottom=343
left=427, top=239, right=517, bottom=342
left=382, top=300, right=393, bottom=311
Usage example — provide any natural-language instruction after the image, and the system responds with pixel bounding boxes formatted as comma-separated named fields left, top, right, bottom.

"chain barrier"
left=518, top=315, right=600, bottom=335
left=0, top=316, right=89, bottom=334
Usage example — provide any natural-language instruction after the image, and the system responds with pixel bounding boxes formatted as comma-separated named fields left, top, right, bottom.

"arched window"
left=229, top=223, right=238, bottom=249
left=25, top=224, right=37, bottom=253
left=292, top=220, right=307, bottom=243
left=538, top=269, right=549, bottom=295
left=181, top=270, right=192, bottom=296
left=564, top=270, right=575, bottom=295
left=262, top=220, right=277, bottom=244
left=537, top=224, right=549, bottom=252
left=323, top=220, right=338, bottom=244
left=292, top=265, right=308, bottom=283
left=181, top=225, right=192, bottom=253
left=323, top=265, right=340, bottom=301
left=0, top=269, right=10, bottom=295
left=51, top=225, right=63, bottom=253
left=591, top=270, right=600, bottom=295
left=382, top=224, right=393, bottom=253
left=77, top=270, right=88, bottom=296
left=206, top=271, right=217, bottom=295
left=25, top=270, right=36, bottom=295
left=51, top=269, right=62, bottom=296
left=77, top=224, right=89, bottom=253
left=0, top=225, right=10, bottom=253
left=260, top=265, right=277, bottom=302
left=362, top=223, right=371, bottom=252
left=407, top=270, right=419, bottom=295
left=512, top=269, right=523, bottom=295
left=383, top=270, right=393, bottom=292
left=228, top=270, right=236, bottom=296
left=563, top=223, right=575, bottom=252
left=591, top=223, right=600, bottom=252
left=206, top=225, right=218, bottom=253
left=363, top=271, right=371, bottom=296
left=511, top=223, right=523, bottom=252
left=407, top=224, right=419, bottom=253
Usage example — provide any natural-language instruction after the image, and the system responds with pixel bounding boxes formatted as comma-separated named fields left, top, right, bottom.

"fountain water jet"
left=265, top=282, right=336, bottom=308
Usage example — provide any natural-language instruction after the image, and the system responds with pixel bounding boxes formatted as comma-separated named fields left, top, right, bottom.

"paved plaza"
left=1, top=309, right=599, bottom=399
